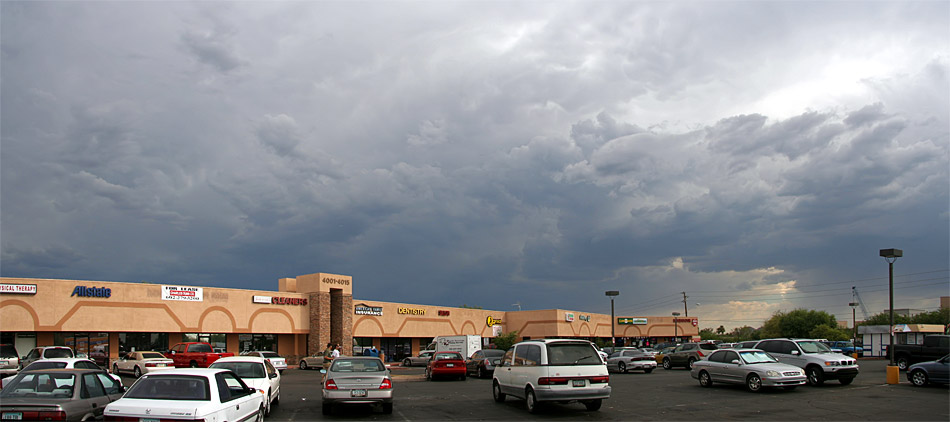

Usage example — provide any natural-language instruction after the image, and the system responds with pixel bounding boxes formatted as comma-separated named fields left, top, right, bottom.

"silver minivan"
left=492, top=339, right=611, bottom=413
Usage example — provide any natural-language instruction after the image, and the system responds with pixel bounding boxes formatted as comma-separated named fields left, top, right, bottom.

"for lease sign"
left=162, top=285, right=203, bottom=302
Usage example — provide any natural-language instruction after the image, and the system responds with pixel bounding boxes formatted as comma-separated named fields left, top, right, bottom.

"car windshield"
left=260, top=352, right=280, bottom=358
left=837, top=342, right=854, bottom=348
left=546, top=342, right=601, bottom=365
left=0, top=372, right=76, bottom=398
left=0, top=345, right=17, bottom=358
left=141, top=352, right=165, bottom=359
left=24, top=361, right=68, bottom=371
left=797, top=341, right=833, bottom=353
left=434, top=352, right=462, bottom=361
left=44, top=348, right=73, bottom=358
left=124, top=375, right=210, bottom=400
left=739, top=351, right=778, bottom=364
left=330, top=359, right=385, bottom=372
left=210, top=362, right=266, bottom=378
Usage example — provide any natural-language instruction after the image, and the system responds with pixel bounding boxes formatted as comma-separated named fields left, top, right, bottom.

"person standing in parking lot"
left=331, top=344, right=341, bottom=359
left=322, top=343, right=333, bottom=370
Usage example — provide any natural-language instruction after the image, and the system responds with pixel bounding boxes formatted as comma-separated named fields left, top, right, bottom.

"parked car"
left=820, top=341, right=844, bottom=354
left=906, top=354, right=950, bottom=387
left=493, top=339, right=611, bottom=414
left=426, top=351, right=466, bottom=381
left=211, top=356, right=281, bottom=416
left=655, top=346, right=676, bottom=364
left=402, top=351, right=435, bottom=367
left=0, top=344, right=19, bottom=377
left=19, top=346, right=74, bottom=368
left=827, top=341, right=863, bottom=356
left=638, top=348, right=658, bottom=356
left=1, top=368, right=124, bottom=421
left=298, top=353, right=324, bottom=370
left=606, top=349, right=657, bottom=373
left=754, top=338, right=858, bottom=385
left=3, top=357, right=113, bottom=389
left=662, top=343, right=719, bottom=370
left=888, top=335, right=950, bottom=370
left=691, top=348, right=806, bottom=392
left=738, top=341, right=761, bottom=349
left=112, top=351, right=174, bottom=378
left=103, top=368, right=265, bottom=421
left=321, top=356, right=393, bottom=415
left=168, top=342, right=234, bottom=368
left=241, top=350, right=287, bottom=373
left=467, top=349, right=505, bottom=378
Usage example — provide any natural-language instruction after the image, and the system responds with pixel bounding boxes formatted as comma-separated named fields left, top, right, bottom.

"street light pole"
left=606, top=291, right=620, bottom=347
left=672, top=312, right=681, bottom=342
left=880, top=249, right=902, bottom=367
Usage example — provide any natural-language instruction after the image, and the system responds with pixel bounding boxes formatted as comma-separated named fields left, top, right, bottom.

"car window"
left=23, top=361, right=68, bottom=371
left=756, top=341, right=775, bottom=353
left=545, top=342, right=601, bottom=365
left=96, top=372, right=121, bottom=395
left=434, top=352, right=462, bottom=361
left=608, top=352, right=621, bottom=358
left=699, top=343, right=719, bottom=350
left=81, top=373, right=106, bottom=398
left=0, top=372, right=75, bottom=398
left=44, top=348, right=73, bottom=359
left=265, top=360, right=277, bottom=376
left=26, top=349, right=40, bottom=359
left=721, top=351, right=739, bottom=363
left=501, top=348, right=514, bottom=367
left=210, top=361, right=265, bottom=379
left=471, top=351, right=483, bottom=359
left=188, top=344, right=213, bottom=353
left=483, top=349, right=505, bottom=357
left=218, top=372, right=249, bottom=401
left=707, top=351, right=724, bottom=363
left=0, top=345, right=17, bottom=358
left=125, top=375, right=211, bottom=401
left=518, top=344, right=541, bottom=366
left=142, top=352, right=165, bottom=359
left=77, top=361, right=100, bottom=370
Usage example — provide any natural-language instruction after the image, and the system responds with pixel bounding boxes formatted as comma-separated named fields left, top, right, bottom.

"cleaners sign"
left=162, top=285, right=203, bottom=302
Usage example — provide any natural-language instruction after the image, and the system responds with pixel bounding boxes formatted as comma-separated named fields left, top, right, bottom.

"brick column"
left=309, top=291, right=331, bottom=356
left=341, top=294, right=353, bottom=355
left=329, top=290, right=354, bottom=355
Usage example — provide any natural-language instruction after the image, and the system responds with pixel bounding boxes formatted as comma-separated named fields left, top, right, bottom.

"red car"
left=425, top=351, right=466, bottom=381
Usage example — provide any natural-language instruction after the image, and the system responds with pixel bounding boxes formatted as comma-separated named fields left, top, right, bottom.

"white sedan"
left=112, top=351, right=175, bottom=378
left=104, top=368, right=265, bottom=422
left=210, top=356, right=281, bottom=416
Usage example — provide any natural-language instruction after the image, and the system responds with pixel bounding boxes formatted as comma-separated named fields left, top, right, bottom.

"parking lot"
left=115, top=359, right=948, bottom=421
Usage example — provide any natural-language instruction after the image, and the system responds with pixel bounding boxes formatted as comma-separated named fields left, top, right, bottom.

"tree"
left=699, top=328, right=719, bottom=341
left=492, top=331, right=519, bottom=351
left=761, top=309, right=838, bottom=338
left=809, top=324, right=850, bottom=341
left=860, top=311, right=911, bottom=326
left=716, top=325, right=726, bottom=335
left=459, top=304, right=483, bottom=309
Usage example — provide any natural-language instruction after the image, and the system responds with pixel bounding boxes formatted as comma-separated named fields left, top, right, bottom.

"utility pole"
left=682, top=292, right=689, bottom=317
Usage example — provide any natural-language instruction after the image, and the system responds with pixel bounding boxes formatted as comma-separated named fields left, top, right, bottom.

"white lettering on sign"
left=322, top=277, right=350, bottom=286
left=162, top=285, right=204, bottom=302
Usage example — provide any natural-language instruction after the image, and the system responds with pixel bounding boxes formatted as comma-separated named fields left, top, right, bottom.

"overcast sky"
left=2, top=1, right=948, bottom=331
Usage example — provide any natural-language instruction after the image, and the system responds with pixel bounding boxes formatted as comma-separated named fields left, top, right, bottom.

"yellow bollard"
left=852, top=352, right=859, bottom=359
left=886, top=365, right=900, bottom=384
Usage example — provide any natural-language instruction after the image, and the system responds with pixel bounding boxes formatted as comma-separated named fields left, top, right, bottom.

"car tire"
left=189, top=360, right=199, bottom=368
left=662, top=358, right=672, bottom=370
left=698, top=370, right=712, bottom=387
left=910, top=369, right=928, bottom=387
left=492, top=380, right=507, bottom=402
left=134, top=366, right=142, bottom=378
left=112, top=364, right=119, bottom=375
left=382, top=402, right=393, bottom=414
left=525, top=387, right=540, bottom=414
left=618, top=362, right=627, bottom=373
left=746, top=374, right=762, bottom=392
left=322, top=402, right=331, bottom=415
left=264, top=394, right=271, bottom=416
left=273, top=389, right=279, bottom=405
left=584, top=399, right=602, bottom=411
left=687, top=358, right=696, bottom=370
left=478, top=367, right=486, bottom=379
left=644, top=368, right=654, bottom=374
left=255, top=405, right=264, bottom=422
left=299, top=360, right=308, bottom=370
left=838, top=377, right=854, bottom=385
left=806, top=366, right=824, bottom=386
left=404, top=358, right=412, bottom=367
left=425, top=368, right=431, bottom=381
left=896, top=356, right=910, bottom=370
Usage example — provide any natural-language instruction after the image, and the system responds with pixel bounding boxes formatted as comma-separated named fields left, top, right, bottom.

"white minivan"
left=492, top=339, right=611, bottom=413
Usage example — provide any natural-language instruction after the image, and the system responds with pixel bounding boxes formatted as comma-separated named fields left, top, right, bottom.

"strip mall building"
left=0, top=272, right=700, bottom=367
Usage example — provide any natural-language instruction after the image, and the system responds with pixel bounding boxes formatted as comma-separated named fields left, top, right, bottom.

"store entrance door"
left=379, top=338, right=411, bottom=363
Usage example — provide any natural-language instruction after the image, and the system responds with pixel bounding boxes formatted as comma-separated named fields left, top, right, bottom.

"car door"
left=80, top=372, right=113, bottom=418
left=702, top=351, right=725, bottom=381
left=511, top=344, right=541, bottom=394
left=264, top=359, right=280, bottom=402
left=217, top=371, right=260, bottom=421
left=495, top=347, right=515, bottom=394
left=467, top=351, right=483, bottom=374
left=717, top=350, right=742, bottom=384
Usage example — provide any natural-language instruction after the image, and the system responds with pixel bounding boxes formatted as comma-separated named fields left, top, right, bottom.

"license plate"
left=2, top=413, right=22, bottom=421
left=572, top=379, right=585, bottom=387
left=350, top=389, right=367, bottom=397
left=157, top=363, right=166, bottom=367
left=0, top=361, right=7, bottom=366
left=446, top=364, right=454, bottom=367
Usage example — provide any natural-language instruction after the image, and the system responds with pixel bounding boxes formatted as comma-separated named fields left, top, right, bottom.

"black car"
left=907, top=354, right=950, bottom=387
left=466, top=349, right=505, bottom=378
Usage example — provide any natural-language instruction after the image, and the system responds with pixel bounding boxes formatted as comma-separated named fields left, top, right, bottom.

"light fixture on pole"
left=606, top=291, right=620, bottom=346
left=879, top=249, right=902, bottom=367
left=672, top=312, right=681, bottom=341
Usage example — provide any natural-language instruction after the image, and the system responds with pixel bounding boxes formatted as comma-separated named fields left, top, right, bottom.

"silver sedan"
left=401, top=351, right=434, bottom=367
left=690, top=349, right=806, bottom=392
left=322, top=357, right=393, bottom=415
left=606, top=350, right=657, bottom=373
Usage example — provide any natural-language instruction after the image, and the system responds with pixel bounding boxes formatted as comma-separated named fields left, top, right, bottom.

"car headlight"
left=766, top=370, right=780, bottom=377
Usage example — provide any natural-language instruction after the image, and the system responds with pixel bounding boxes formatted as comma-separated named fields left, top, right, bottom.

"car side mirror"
left=791, top=350, right=800, bottom=356
left=731, top=359, right=740, bottom=365
left=269, top=372, right=277, bottom=379
left=320, top=369, right=327, bottom=374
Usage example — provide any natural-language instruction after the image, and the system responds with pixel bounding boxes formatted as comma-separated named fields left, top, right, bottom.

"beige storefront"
left=0, top=272, right=699, bottom=366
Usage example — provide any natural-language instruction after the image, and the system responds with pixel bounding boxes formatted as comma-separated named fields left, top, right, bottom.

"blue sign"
left=71, top=286, right=111, bottom=298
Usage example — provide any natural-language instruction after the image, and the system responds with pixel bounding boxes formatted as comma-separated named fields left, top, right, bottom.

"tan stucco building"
left=0, top=273, right=699, bottom=366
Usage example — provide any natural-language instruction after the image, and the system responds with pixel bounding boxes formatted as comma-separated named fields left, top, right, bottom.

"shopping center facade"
left=0, top=272, right=700, bottom=366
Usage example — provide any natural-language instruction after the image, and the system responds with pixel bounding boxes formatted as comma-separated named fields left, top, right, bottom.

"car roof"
left=143, top=368, right=229, bottom=377
left=18, top=368, right=103, bottom=374
left=213, top=356, right=267, bottom=364
left=29, top=357, right=93, bottom=363
left=517, top=338, right=593, bottom=344
left=332, top=356, right=385, bottom=361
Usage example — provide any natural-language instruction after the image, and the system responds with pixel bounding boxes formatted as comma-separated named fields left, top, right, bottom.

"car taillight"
left=697, top=351, right=705, bottom=357
left=379, top=379, right=392, bottom=389
left=145, top=362, right=157, bottom=367
left=589, top=375, right=609, bottom=383
left=537, top=377, right=570, bottom=385
left=20, top=411, right=66, bottom=421
left=483, top=359, right=491, bottom=366
left=325, top=379, right=338, bottom=390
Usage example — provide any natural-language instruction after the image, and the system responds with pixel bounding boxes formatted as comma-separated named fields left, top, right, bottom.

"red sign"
left=438, top=310, right=450, bottom=316
left=272, top=297, right=308, bottom=305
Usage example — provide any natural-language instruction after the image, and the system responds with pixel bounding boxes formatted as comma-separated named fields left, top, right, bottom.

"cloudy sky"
left=2, top=1, right=948, bottom=330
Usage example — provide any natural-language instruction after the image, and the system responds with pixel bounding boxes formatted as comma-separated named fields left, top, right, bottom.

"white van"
left=492, top=339, right=611, bottom=413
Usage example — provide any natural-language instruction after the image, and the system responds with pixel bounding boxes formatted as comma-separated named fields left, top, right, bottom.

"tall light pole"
left=606, top=291, right=619, bottom=347
left=880, top=248, right=902, bottom=368
left=672, top=312, right=681, bottom=342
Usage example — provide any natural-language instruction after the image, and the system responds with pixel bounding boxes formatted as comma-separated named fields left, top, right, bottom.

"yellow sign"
left=486, top=316, right=502, bottom=327
left=397, top=307, right=426, bottom=315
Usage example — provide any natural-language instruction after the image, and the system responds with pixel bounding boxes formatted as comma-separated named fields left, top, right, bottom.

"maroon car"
left=425, top=351, right=466, bottom=381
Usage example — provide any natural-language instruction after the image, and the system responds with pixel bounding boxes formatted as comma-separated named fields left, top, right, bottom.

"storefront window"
left=354, top=337, right=373, bottom=355
left=54, top=332, right=109, bottom=367
left=183, top=333, right=227, bottom=351
left=119, top=333, right=169, bottom=354
left=379, top=338, right=412, bottom=362
left=238, top=334, right=277, bottom=353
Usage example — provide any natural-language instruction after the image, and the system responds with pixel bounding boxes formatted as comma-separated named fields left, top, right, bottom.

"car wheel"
left=478, top=367, right=486, bottom=379
left=687, top=358, right=696, bottom=370
left=264, top=393, right=272, bottom=416
left=910, top=369, right=929, bottom=387
left=404, top=358, right=412, bottom=367
left=584, top=399, right=602, bottom=411
left=662, top=358, right=672, bottom=370
left=618, top=362, right=627, bottom=373
left=133, top=366, right=142, bottom=378
left=525, top=387, right=540, bottom=414
left=382, top=402, right=393, bottom=414
left=255, top=405, right=265, bottom=422
left=299, top=360, right=308, bottom=370
left=896, top=356, right=910, bottom=370
left=746, top=374, right=762, bottom=392
left=492, top=380, right=507, bottom=402
left=698, top=370, right=712, bottom=387
left=112, top=364, right=119, bottom=375
left=322, top=402, right=332, bottom=415
left=273, top=389, right=279, bottom=405
left=644, top=368, right=654, bottom=374
left=425, top=368, right=431, bottom=381
left=806, top=366, right=825, bottom=386
left=189, top=360, right=199, bottom=368
left=838, top=377, right=854, bottom=385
